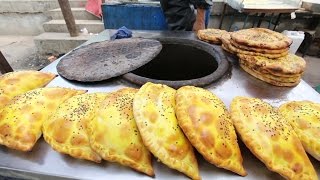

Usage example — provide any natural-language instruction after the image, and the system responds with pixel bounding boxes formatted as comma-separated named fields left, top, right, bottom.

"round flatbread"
left=197, top=29, right=228, bottom=44
left=57, top=38, right=162, bottom=82
left=228, top=43, right=288, bottom=59
left=220, top=33, right=236, bottom=54
left=222, top=44, right=236, bottom=54
left=239, top=60, right=303, bottom=78
left=238, top=53, right=306, bottom=76
left=239, top=61, right=301, bottom=83
left=220, top=33, right=231, bottom=45
left=240, top=63, right=300, bottom=87
left=230, top=39, right=289, bottom=54
left=231, top=28, right=292, bottom=49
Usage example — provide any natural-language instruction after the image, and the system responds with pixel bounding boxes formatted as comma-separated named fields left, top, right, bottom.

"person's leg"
left=160, top=0, right=195, bottom=31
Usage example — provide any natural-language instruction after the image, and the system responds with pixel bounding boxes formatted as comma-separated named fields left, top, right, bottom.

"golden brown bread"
left=279, top=101, right=320, bottom=161
left=230, top=96, right=318, bottom=180
left=0, top=71, right=56, bottom=110
left=230, top=28, right=292, bottom=49
left=227, top=43, right=288, bottom=59
left=88, top=88, right=154, bottom=176
left=239, top=63, right=300, bottom=87
left=43, top=93, right=107, bottom=163
left=230, top=39, right=289, bottom=54
left=175, top=86, right=247, bottom=176
left=240, top=60, right=302, bottom=79
left=238, top=53, right=306, bottom=76
left=133, top=82, right=200, bottom=179
left=197, top=29, right=228, bottom=44
left=0, top=87, right=86, bottom=151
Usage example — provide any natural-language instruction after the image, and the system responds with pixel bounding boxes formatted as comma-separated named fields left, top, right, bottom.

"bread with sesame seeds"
left=230, top=97, right=318, bottom=180
left=88, top=88, right=154, bottom=176
left=279, top=101, right=320, bottom=161
left=230, top=28, right=292, bottom=50
left=175, top=86, right=246, bottom=176
left=43, top=93, right=106, bottom=163
left=197, top=29, right=228, bottom=44
left=133, top=82, right=200, bottom=179
left=0, top=71, right=56, bottom=110
left=0, top=87, right=86, bottom=151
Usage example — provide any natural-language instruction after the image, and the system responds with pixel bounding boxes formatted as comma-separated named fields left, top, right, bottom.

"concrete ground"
left=0, top=35, right=50, bottom=71
left=0, top=35, right=319, bottom=89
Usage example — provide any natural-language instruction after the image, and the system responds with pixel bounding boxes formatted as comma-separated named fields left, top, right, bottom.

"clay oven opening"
left=123, top=37, right=229, bottom=88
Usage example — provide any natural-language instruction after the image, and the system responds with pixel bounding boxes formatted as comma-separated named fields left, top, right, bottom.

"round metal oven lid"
left=56, top=38, right=162, bottom=82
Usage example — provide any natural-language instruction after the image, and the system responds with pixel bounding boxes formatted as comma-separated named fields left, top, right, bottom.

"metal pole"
left=57, top=0, right=78, bottom=37
left=219, top=3, right=227, bottom=29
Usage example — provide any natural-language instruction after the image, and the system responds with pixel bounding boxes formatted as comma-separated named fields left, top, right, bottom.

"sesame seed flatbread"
left=230, top=39, right=289, bottom=54
left=197, top=29, right=228, bottom=44
left=231, top=28, right=292, bottom=50
left=240, top=63, right=300, bottom=87
left=238, top=53, right=306, bottom=76
left=239, top=60, right=301, bottom=82
left=228, top=43, right=288, bottom=59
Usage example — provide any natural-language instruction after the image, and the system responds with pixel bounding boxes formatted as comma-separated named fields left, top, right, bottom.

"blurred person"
left=160, top=0, right=212, bottom=31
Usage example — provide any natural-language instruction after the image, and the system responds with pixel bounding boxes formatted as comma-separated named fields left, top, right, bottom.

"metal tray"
left=0, top=30, right=319, bottom=180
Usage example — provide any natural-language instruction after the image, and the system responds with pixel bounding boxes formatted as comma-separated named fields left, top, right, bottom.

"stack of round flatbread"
left=238, top=53, right=306, bottom=87
left=226, top=28, right=292, bottom=59
left=218, top=28, right=306, bottom=87
left=197, top=28, right=228, bottom=44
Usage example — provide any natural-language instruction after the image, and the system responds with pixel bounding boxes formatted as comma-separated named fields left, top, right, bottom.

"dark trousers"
left=160, top=0, right=196, bottom=31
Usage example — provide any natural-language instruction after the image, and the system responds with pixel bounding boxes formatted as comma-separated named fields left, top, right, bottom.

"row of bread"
left=197, top=28, right=306, bottom=87
left=0, top=71, right=319, bottom=179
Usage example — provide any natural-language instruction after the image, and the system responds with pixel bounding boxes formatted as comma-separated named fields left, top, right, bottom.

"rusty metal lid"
left=56, top=38, right=162, bottom=82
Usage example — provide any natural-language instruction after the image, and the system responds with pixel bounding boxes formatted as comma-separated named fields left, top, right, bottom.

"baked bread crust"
left=230, top=97, right=318, bottom=180
left=231, top=28, right=292, bottom=49
left=133, top=82, right=200, bottom=179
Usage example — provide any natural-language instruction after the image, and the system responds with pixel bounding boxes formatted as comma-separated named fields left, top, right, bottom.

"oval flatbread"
left=230, top=97, right=317, bottom=180
left=0, top=71, right=56, bottom=110
left=230, top=39, right=289, bottom=54
left=240, top=63, right=300, bottom=87
left=238, top=53, right=306, bottom=76
left=279, top=101, right=320, bottom=161
left=197, top=29, right=228, bottom=44
left=0, top=87, right=86, bottom=151
left=231, top=28, right=292, bottom=49
left=175, top=86, right=247, bottom=176
left=133, top=82, right=200, bottom=179
left=43, top=93, right=107, bottom=163
left=88, top=88, right=154, bottom=176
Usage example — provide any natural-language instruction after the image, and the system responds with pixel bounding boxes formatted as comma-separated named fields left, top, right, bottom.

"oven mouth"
left=122, top=37, right=229, bottom=88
